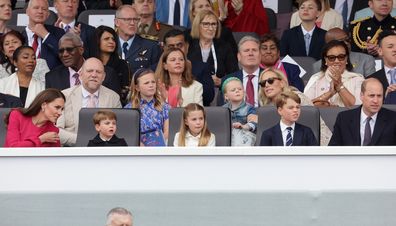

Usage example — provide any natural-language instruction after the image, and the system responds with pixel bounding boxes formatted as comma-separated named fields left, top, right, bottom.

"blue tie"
left=304, top=33, right=311, bottom=56
left=174, top=0, right=180, bottom=26
left=342, top=0, right=348, bottom=28
left=286, top=127, right=293, bottom=146
left=122, top=42, right=128, bottom=59
left=390, top=69, right=396, bottom=84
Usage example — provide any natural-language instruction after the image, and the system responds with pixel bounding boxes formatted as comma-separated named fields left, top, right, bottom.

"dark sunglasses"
left=58, top=46, right=81, bottom=54
left=326, top=54, right=346, bottom=62
left=259, top=77, right=282, bottom=87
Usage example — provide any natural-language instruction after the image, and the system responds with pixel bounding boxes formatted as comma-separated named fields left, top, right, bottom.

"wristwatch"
left=338, top=85, right=345, bottom=92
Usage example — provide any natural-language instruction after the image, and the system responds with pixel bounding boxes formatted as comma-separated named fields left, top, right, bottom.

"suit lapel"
left=296, top=27, right=306, bottom=55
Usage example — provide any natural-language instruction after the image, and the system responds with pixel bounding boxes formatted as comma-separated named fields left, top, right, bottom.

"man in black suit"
left=280, top=0, right=326, bottom=60
left=329, top=78, right=396, bottom=146
left=367, top=30, right=396, bottom=104
left=23, top=0, right=65, bottom=70
left=45, top=33, right=121, bottom=95
left=53, top=0, right=96, bottom=58
left=115, top=5, right=161, bottom=75
left=163, top=29, right=215, bottom=106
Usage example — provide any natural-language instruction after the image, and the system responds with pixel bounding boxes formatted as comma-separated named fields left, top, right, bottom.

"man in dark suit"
left=163, top=29, right=215, bottom=106
left=45, top=33, right=121, bottom=94
left=0, top=93, right=22, bottom=108
left=329, top=0, right=367, bottom=27
left=53, top=0, right=96, bottom=58
left=280, top=0, right=326, bottom=60
left=367, top=30, right=396, bottom=104
left=329, top=78, right=396, bottom=146
left=115, top=5, right=161, bottom=75
left=23, top=0, right=65, bottom=70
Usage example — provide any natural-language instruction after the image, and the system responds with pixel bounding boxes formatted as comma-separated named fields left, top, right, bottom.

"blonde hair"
left=258, top=68, right=290, bottom=106
left=129, top=68, right=164, bottom=111
left=178, top=103, right=212, bottom=146
left=190, top=10, right=221, bottom=39
left=189, top=0, right=213, bottom=23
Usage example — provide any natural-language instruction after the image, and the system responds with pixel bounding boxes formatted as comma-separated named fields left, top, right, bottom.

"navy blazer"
left=329, top=106, right=396, bottom=146
left=45, top=65, right=121, bottom=95
left=118, top=35, right=161, bottom=75
left=280, top=25, right=326, bottom=60
left=0, top=93, right=22, bottom=108
left=260, top=122, right=318, bottom=146
left=75, top=22, right=96, bottom=59
left=22, top=25, right=65, bottom=70
left=283, top=62, right=305, bottom=92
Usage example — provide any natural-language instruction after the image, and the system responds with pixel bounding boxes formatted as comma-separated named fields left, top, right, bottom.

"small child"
left=87, top=110, right=128, bottom=146
left=174, top=103, right=215, bottom=146
left=222, top=77, right=257, bottom=146
left=260, top=91, right=318, bottom=146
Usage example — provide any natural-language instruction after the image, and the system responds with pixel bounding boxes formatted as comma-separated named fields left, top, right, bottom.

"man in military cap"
left=350, top=0, right=396, bottom=56
left=133, top=0, right=173, bottom=46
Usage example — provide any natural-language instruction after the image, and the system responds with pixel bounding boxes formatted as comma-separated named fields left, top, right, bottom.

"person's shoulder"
left=62, top=85, right=79, bottom=96
left=350, top=16, right=371, bottom=27
left=100, top=85, right=119, bottom=96
left=137, top=34, right=159, bottom=46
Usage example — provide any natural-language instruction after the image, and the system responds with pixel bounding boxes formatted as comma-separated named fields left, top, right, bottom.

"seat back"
left=8, top=9, right=57, bottom=26
left=75, top=108, right=140, bottom=147
left=0, top=108, right=11, bottom=147
left=256, top=106, right=320, bottom=145
left=277, top=0, right=293, bottom=13
left=265, top=8, right=277, bottom=32
left=318, top=107, right=348, bottom=133
left=232, top=32, right=259, bottom=46
left=168, top=107, right=231, bottom=146
left=383, top=104, right=396, bottom=112
left=77, top=10, right=116, bottom=28
left=290, top=56, right=317, bottom=84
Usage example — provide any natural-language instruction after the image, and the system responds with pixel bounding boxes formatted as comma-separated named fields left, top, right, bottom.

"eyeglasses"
left=326, top=54, right=347, bottom=62
left=117, top=17, right=140, bottom=23
left=259, top=77, right=282, bottom=87
left=58, top=46, right=81, bottom=54
left=200, top=22, right=218, bottom=28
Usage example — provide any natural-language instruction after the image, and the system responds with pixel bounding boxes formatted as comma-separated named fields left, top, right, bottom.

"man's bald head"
left=325, top=28, right=349, bottom=43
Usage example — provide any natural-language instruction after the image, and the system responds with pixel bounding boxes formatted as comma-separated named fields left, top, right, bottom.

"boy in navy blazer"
left=260, top=91, right=318, bottom=146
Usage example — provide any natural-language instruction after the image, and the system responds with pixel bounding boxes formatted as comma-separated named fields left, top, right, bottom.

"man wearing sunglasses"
left=45, top=33, right=121, bottom=95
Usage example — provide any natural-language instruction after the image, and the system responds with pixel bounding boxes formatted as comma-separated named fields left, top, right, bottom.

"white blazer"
left=180, top=80, right=203, bottom=107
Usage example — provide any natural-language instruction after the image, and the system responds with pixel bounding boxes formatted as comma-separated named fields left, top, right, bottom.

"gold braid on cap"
left=352, top=22, right=383, bottom=50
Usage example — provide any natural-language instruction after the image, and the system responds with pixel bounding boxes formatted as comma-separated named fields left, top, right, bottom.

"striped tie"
left=286, top=127, right=293, bottom=146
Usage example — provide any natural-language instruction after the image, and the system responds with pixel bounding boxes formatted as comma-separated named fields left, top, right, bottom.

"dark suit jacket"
left=329, top=106, right=396, bottom=146
left=87, top=134, right=128, bottom=146
left=260, top=122, right=318, bottom=146
left=75, top=22, right=96, bottom=59
left=191, top=61, right=215, bottom=106
left=0, top=93, right=22, bottom=108
left=187, top=38, right=239, bottom=79
left=22, top=25, right=65, bottom=70
left=329, top=0, right=367, bottom=24
left=45, top=65, right=121, bottom=94
left=118, top=35, right=161, bottom=75
left=280, top=25, right=326, bottom=60
left=283, top=62, right=305, bottom=92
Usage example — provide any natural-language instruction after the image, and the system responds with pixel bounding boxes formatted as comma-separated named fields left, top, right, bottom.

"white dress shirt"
left=334, top=0, right=353, bottom=21
left=81, top=86, right=99, bottom=108
left=384, top=65, right=396, bottom=85
left=168, top=0, right=185, bottom=26
left=174, top=131, right=216, bottom=146
left=280, top=120, right=296, bottom=146
left=25, top=27, right=50, bottom=57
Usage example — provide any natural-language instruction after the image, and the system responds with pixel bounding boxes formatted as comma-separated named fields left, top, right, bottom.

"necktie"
left=174, top=0, right=180, bottom=26
left=246, top=74, right=255, bottom=106
left=286, top=127, right=293, bottom=146
left=122, top=42, right=128, bottom=59
left=64, top=24, right=71, bottom=33
left=363, top=117, right=372, bottom=146
left=342, top=0, right=348, bottom=28
left=304, top=33, right=311, bottom=56
left=73, top=73, right=80, bottom=86
left=390, top=69, right=396, bottom=84
left=32, top=34, right=40, bottom=58
left=87, top=94, right=96, bottom=108
left=139, top=23, right=148, bottom=33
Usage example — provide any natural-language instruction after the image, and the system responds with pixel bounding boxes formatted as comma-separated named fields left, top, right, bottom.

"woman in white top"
left=290, top=0, right=343, bottom=31
left=0, top=46, right=44, bottom=107
left=304, top=40, right=364, bottom=107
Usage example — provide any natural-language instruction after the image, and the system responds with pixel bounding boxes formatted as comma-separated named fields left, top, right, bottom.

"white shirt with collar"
left=118, top=36, right=135, bottom=59
left=280, top=120, right=295, bottom=146
left=384, top=65, right=396, bottom=85
left=242, top=67, right=260, bottom=107
left=168, top=0, right=185, bottom=26
left=60, top=20, right=76, bottom=32
left=360, top=108, right=377, bottom=146
left=334, top=0, right=353, bottom=21
left=173, top=131, right=216, bottom=146
left=25, top=27, right=50, bottom=57
left=81, top=86, right=99, bottom=108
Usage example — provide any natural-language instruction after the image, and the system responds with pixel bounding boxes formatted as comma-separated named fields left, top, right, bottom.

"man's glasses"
left=200, top=22, right=218, bottom=28
left=326, top=54, right=347, bottom=62
left=117, top=17, right=140, bottom=23
left=259, top=77, right=282, bottom=87
left=58, top=46, right=81, bottom=54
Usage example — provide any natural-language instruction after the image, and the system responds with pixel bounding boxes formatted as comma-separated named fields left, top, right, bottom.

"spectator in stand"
left=290, top=0, right=344, bottom=31
left=0, top=92, right=22, bottom=108
left=260, top=33, right=305, bottom=92
left=0, top=30, right=49, bottom=83
left=0, top=46, right=44, bottom=107
left=106, top=207, right=133, bottom=226
left=329, top=0, right=367, bottom=28
left=155, top=0, right=191, bottom=27
left=280, top=0, right=327, bottom=60
left=188, top=9, right=238, bottom=89
left=4, top=88, right=65, bottom=147
left=0, top=0, right=12, bottom=35
left=304, top=40, right=365, bottom=107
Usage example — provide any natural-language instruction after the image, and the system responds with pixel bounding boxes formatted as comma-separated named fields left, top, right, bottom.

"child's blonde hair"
left=93, top=110, right=117, bottom=125
left=178, top=103, right=212, bottom=146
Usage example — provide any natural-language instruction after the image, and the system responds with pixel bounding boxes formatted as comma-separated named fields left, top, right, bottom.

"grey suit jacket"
left=312, top=51, right=376, bottom=77
left=57, top=85, right=122, bottom=146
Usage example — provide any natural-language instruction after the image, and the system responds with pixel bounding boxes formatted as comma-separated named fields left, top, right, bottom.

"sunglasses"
left=58, top=46, right=81, bottom=54
left=259, top=77, right=282, bottom=87
left=326, top=54, right=346, bottom=62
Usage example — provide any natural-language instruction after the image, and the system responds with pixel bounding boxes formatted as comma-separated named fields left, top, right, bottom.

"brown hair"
left=177, top=103, right=212, bottom=146
left=190, top=9, right=221, bottom=39
left=298, top=0, right=322, bottom=11
left=93, top=110, right=117, bottom=125
left=274, top=90, right=301, bottom=109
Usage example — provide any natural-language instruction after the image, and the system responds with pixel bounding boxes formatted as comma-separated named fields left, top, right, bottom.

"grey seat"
left=289, top=56, right=317, bottom=85
left=7, top=9, right=57, bottom=26
left=77, top=9, right=116, bottom=28
left=318, top=107, right=348, bottom=133
left=232, top=32, right=259, bottom=46
left=265, top=8, right=277, bottom=32
left=75, top=108, right=140, bottom=147
left=168, top=107, right=231, bottom=146
left=277, top=0, right=293, bottom=13
left=0, top=108, right=11, bottom=147
left=255, top=106, right=320, bottom=145
left=383, top=104, right=396, bottom=112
